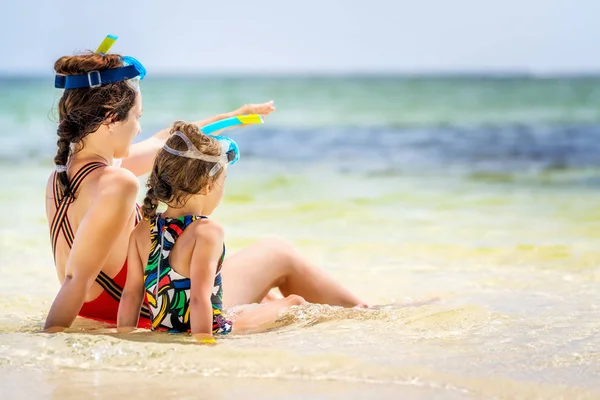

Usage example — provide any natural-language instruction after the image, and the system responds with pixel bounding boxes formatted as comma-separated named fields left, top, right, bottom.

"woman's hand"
left=236, top=101, right=276, bottom=117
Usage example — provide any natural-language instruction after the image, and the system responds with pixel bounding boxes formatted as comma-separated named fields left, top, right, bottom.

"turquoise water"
left=1, top=76, right=599, bottom=399
left=4, top=76, right=600, bottom=175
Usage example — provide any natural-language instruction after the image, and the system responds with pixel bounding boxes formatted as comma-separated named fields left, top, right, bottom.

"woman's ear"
left=104, top=112, right=115, bottom=130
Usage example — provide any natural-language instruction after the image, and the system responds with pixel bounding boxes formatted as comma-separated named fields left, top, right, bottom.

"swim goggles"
left=162, top=131, right=240, bottom=177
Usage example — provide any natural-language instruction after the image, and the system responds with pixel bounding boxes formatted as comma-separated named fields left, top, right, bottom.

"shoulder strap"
left=215, top=243, right=226, bottom=272
left=50, top=162, right=107, bottom=256
left=152, top=215, right=207, bottom=278
left=134, top=203, right=142, bottom=225
left=158, top=215, right=207, bottom=243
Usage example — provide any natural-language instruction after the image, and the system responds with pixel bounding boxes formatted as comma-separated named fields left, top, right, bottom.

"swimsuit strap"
left=157, top=215, right=207, bottom=243
left=50, top=162, right=106, bottom=256
left=154, top=215, right=226, bottom=268
left=50, top=161, right=150, bottom=320
left=134, top=203, right=142, bottom=225
left=154, top=215, right=208, bottom=270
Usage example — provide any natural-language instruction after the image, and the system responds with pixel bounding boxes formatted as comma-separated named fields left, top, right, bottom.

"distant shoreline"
left=1, top=71, right=600, bottom=80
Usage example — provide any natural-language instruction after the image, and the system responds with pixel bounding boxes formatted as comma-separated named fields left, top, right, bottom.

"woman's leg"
left=260, top=289, right=282, bottom=303
left=231, top=294, right=306, bottom=334
left=221, top=237, right=367, bottom=309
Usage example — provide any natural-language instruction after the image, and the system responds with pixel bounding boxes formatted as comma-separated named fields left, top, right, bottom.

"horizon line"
left=1, top=69, right=600, bottom=79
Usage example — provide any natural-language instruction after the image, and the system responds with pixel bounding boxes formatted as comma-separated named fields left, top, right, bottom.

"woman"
left=44, top=50, right=366, bottom=332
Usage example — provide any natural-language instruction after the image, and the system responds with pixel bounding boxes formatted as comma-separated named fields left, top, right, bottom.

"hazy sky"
left=2, top=0, right=599, bottom=74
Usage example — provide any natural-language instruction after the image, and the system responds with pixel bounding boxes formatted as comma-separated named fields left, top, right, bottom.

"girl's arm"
left=120, top=101, right=275, bottom=176
left=44, top=168, right=139, bottom=332
left=188, top=220, right=225, bottom=342
left=117, top=224, right=148, bottom=332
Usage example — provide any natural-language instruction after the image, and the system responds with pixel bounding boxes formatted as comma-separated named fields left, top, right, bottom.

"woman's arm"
left=121, top=101, right=275, bottom=176
left=117, top=225, right=147, bottom=332
left=189, top=221, right=225, bottom=342
left=43, top=168, right=139, bottom=332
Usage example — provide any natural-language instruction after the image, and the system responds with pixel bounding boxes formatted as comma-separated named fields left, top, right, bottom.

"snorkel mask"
left=160, top=115, right=268, bottom=176
left=163, top=132, right=240, bottom=177
left=54, top=34, right=146, bottom=89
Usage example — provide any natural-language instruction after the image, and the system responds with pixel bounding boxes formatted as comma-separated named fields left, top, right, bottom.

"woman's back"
left=45, top=161, right=139, bottom=302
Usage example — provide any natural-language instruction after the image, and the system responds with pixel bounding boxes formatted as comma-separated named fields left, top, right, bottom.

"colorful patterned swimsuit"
left=144, top=214, right=232, bottom=334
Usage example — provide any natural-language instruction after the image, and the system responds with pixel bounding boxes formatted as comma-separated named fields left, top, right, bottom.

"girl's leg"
left=221, top=237, right=367, bottom=309
left=231, top=294, right=306, bottom=334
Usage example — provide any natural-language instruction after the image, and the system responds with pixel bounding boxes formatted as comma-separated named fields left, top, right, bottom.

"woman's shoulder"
left=95, top=165, right=139, bottom=195
left=45, top=164, right=138, bottom=197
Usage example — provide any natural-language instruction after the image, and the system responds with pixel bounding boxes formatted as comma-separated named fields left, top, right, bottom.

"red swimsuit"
left=77, top=260, right=151, bottom=328
left=50, top=162, right=151, bottom=328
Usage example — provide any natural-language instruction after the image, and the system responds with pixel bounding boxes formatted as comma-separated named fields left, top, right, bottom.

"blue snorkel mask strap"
left=54, top=34, right=147, bottom=89
left=54, top=63, right=142, bottom=89
left=163, top=132, right=239, bottom=177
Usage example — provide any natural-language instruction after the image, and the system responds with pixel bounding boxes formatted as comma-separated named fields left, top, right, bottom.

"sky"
left=2, top=0, right=599, bottom=75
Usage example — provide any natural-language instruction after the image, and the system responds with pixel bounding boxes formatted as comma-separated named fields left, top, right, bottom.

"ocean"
left=1, top=75, right=599, bottom=399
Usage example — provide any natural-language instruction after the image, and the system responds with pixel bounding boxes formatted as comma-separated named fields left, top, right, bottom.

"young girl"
left=117, top=121, right=314, bottom=342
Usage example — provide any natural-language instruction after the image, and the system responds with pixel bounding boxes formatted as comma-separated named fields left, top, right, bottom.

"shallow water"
left=1, top=161, right=599, bottom=399
left=1, top=76, right=600, bottom=399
